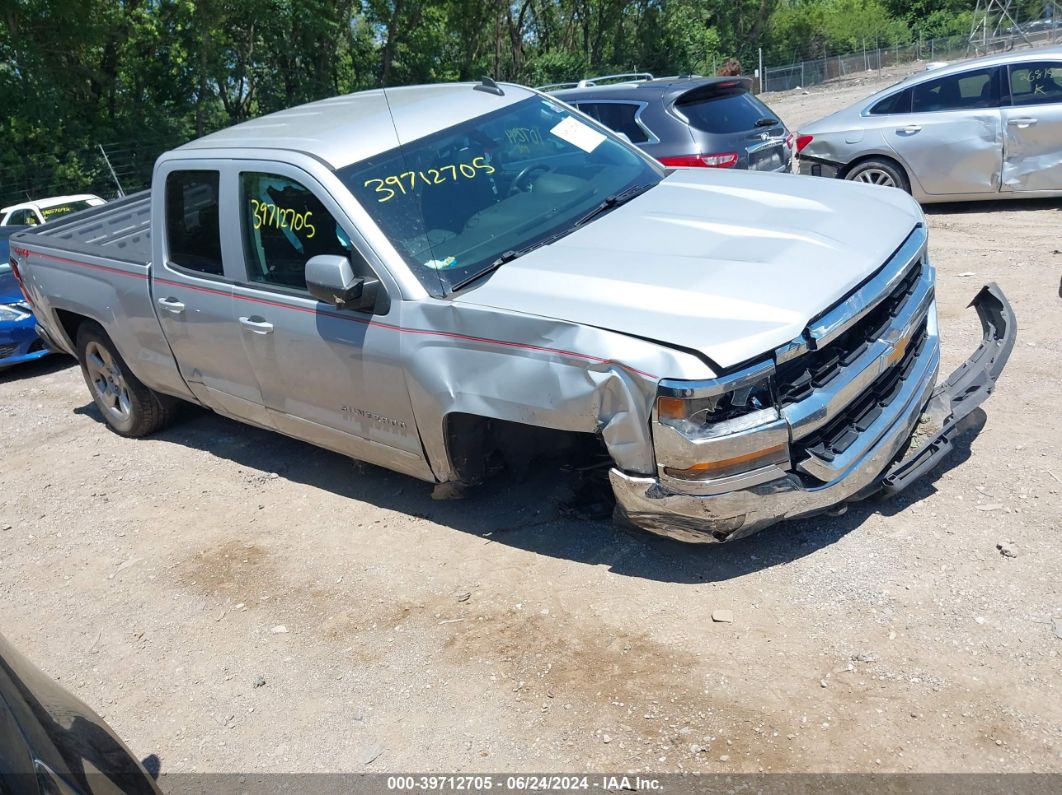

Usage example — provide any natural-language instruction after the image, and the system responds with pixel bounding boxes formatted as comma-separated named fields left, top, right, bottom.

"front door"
left=152, top=167, right=271, bottom=427
left=226, top=165, right=432, bottom=480
left=1001, top=59, right=1062, bottom=193
left=885, top=66, right=1003, bottom=196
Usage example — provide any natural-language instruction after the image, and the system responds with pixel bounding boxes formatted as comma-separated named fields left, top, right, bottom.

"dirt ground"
left=1, top=69, right=1060, bottom=777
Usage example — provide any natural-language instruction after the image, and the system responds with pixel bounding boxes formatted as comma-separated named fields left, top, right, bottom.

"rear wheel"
left=845, top=158, right=910, bottom=193
left=76, top=323, right=179, bottom=437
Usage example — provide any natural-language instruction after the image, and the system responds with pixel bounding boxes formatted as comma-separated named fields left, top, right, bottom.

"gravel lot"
left=1, top=70, right=1060, bottom=776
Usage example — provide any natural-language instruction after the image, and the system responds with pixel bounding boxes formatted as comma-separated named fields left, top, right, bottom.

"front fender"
left=399, top=302, right=712, bottom=481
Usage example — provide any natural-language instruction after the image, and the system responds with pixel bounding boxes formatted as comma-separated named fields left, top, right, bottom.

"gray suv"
left=542, top=73, right=793, bottom=171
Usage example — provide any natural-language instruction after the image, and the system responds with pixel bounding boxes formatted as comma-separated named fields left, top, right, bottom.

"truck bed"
left=14, top=188, right=196, bottom=403
left=13, top=191, right=151, bottom=266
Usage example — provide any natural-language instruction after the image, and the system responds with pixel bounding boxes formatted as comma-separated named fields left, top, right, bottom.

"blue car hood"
left=0, top=269, right=22, bottom=305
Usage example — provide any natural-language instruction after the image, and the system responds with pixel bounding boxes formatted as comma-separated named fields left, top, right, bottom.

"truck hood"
left=455, top=168, right=923, bottom=371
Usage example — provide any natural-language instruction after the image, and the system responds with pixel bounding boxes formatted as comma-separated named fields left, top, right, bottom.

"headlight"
left=655, top=362, right=790, bottom=482
left=657, top=375, right=774, bottom=434
left=0, top=303, right=29, bottom=322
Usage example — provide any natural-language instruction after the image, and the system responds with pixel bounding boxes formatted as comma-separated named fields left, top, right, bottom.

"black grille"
left=776, top=260, right=923, bottom=406
left=793, top=318, right=928, bottom=469
left=0, top=344, right=18, bottom=359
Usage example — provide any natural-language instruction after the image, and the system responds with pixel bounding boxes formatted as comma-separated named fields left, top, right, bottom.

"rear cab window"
left=675, top=86, right=777, bottom=133
left=1008, top=62, right=1062, bottom=106
left=164, top=170, right=224, bottom=276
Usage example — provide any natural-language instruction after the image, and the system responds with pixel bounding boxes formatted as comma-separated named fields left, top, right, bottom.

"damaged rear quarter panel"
left=400, top=300, right=714, bottom=481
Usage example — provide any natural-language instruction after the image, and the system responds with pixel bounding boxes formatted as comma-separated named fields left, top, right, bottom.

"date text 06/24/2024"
left=386, top=776, right=664, bottom=791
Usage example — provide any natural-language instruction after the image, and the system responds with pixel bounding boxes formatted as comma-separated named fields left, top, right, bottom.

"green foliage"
left=768, top=0, right=912, bottom=61
left=661, top=3, right=725, bottom=75
left=0, top=0, right=981, bottom=204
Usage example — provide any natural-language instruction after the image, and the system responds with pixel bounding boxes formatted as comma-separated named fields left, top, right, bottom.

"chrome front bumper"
left=612, top=283, right=1015, bottom=544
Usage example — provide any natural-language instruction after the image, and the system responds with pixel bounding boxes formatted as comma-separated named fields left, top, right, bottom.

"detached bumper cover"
left=611, top=283, right=1015, bottom=543
left=880, top=283, right=1015, bottom=494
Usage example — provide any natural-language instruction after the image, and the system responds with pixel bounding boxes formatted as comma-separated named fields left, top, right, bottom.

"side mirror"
left=305, top=254, right=383, bottom=312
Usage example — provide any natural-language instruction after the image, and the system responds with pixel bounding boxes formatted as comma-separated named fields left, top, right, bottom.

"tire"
left=844, top=158, right=911, bottom=193
left=76, top=322, right=179, bottom=437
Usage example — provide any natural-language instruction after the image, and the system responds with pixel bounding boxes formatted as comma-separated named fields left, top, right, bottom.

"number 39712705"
left=250, top=199, right=316, bottom=238
left=364, top=156, right=495, bottom=203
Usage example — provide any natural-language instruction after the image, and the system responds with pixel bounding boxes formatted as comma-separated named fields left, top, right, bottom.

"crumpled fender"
left=400, top=301, right=713, bottom=481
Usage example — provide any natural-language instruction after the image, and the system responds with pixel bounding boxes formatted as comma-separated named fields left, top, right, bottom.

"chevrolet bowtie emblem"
left=884, top=326, right=913, bottom=368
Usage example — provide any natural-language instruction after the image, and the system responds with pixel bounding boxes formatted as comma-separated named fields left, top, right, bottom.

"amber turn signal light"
left=664, top=443, right=788, bottom=480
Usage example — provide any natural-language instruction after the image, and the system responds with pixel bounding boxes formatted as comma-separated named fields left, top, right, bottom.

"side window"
left=165, top=170, right=223, bottom=276
left=9, top=209, right=38, bottom=226
left=1009, top=62, right=1062, bottom=106
left=240, top=172, right=352, bottom=291
left=869, top=89, right=911, bottom=115
left=577, top=102, right=649, bottom=143
left=912, top=69, right=998, bottom=113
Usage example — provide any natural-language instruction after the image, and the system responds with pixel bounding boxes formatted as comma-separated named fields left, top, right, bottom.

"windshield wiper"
left=448, top=250, right=522, bottom=293
left=573, top=182, right=656, bottom=228
left=754, top=116, right=780, bottom=127
left=447, top=228, right=571, bottom=294
left=447, top=182, right=657, bottom=294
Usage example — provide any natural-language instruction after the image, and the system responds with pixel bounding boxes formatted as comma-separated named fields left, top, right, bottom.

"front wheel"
left=76, top=323, right=179, bottom=437
left=845, top=158, right=911, bottom=193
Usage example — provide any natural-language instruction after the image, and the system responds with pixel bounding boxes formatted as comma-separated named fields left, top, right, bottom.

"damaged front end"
left=611, top=230, right=1015, bottom=543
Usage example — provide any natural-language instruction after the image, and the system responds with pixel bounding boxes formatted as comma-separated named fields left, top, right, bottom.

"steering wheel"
left=509, top=163, right=552, bottom=195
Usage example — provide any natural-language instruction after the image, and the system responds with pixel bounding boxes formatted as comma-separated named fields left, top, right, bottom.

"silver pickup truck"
left=10, top=81, right=1015, bottom=543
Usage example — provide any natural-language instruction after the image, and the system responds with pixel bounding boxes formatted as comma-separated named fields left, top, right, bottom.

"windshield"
left=40, top=200, right=96, bottom=220
left=336, top=95, right=663, bottom=295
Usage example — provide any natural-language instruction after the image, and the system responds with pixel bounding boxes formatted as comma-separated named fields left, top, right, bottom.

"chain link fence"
left=0, top=135, right=180, bottom=208
left=762, top=26, right=1062, bottom=93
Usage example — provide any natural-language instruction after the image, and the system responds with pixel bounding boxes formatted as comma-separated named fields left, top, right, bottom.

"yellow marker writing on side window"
left=363, top=157, right=495, bottom=203
left=250, top=199, right=316, bottom=238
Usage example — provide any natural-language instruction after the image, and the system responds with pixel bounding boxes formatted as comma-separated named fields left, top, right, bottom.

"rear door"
left=151, top=164, right=271, bottom=426
left=226, top=163, right=432, bottom=480
left=884, top=66, right=1004, bottom=196
left=1001, top=59, right=1062, bottom=193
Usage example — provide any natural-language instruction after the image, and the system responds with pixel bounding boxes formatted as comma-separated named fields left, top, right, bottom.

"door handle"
left=157, top=297, right=185, bottom=314
left=1007, top=117, right=1038, bottom=127
left=239, top=316, right=274, bottom=335
left=898, top=124, right=922, bottom=133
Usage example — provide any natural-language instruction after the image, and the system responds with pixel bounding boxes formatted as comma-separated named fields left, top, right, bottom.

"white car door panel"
left=884, top=66, right=1004, bottom=196
left=1002, top=60, right=1062, bottom=193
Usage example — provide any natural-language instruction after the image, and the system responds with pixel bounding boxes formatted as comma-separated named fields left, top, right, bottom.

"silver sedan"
left=796, top=47, right=1062, bottom=202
